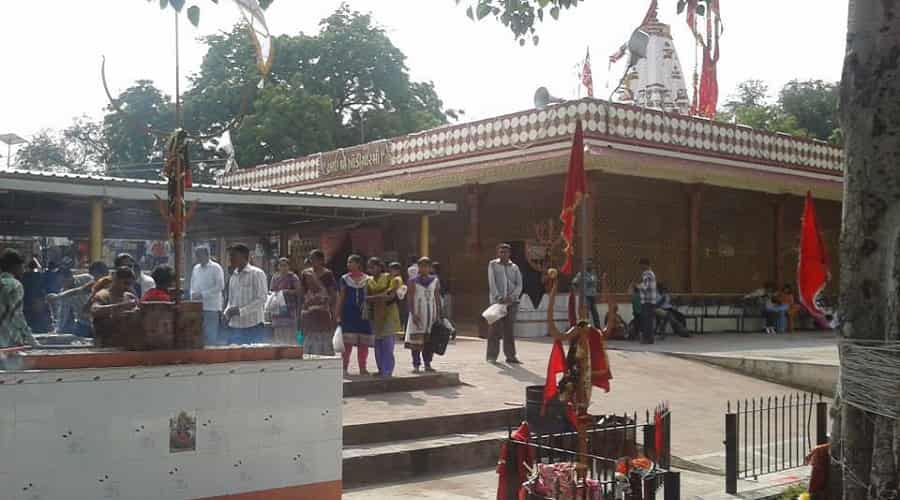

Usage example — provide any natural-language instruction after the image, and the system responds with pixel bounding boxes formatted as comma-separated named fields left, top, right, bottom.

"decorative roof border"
left=221, top=98, right=844, bottom=190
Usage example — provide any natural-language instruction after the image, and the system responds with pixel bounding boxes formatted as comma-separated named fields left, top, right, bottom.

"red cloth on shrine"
left=542, top=340, right=567, bottom=409
left=559, top=120, right=587, bottom=275
left=496, top=422, right=534, bottom=500
left=141, top=288, right=172, bottom=303
left=588, top=330, right=612, bottom=393
left=806, top=443, right=830, bottom=499
left=798, top=192, right=829, bottom=322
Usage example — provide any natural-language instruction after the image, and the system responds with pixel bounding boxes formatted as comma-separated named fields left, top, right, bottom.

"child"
left=142, top=265, right=174, bottom=303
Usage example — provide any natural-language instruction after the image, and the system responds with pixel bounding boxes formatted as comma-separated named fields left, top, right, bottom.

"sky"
left=1, top=0, right=848, bottom=157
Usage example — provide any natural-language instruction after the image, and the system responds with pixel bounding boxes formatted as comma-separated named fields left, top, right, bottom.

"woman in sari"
left=336, top=254, right=372, bottom=376
left=299, top=250, right=337, bottom=355
left=405, top=257, right=441, bottom=373
left=270, top=258, right=301, bottom=345
left=366, top=258, right=402, bottom=377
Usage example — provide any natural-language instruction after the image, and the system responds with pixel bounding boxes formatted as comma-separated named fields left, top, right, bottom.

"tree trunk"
left=837, top=1, right=900, bottom=498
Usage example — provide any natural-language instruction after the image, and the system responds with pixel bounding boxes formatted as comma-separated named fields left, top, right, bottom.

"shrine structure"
left=221, top=97, right=843, bottom=330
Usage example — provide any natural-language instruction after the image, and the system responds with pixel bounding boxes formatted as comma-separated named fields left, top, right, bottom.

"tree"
left=456, top=0, right=583, bottom=45
left=14, top=118, right=109, bottom=174
left=103, top=80, right=174, bottom=179
left=14, top=131, right=76, bottom=173
left=833, top=2, right=900, bottom=498
left=778, top=79, right=840, bottom=144
left=718, top=80, right=806, bottom=136
left=184, top=5, right=460, bottom=168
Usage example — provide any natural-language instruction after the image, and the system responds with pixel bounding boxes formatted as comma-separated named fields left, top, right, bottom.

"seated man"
left=142, top=265, right=175, bottom=303
left=655, top=284, right=690, bottom=338
left=764, top=289, right=789, bottom=335
left=90, top=266, right=139, bottom=337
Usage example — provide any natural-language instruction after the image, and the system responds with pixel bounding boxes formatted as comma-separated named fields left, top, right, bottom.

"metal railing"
left=725, top=393, right=828, bottom=494
left=508, top=407, right=678, bottom=499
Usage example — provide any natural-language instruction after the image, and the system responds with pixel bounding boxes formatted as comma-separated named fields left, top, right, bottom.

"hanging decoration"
left=679, top=0, right=723, bottom=118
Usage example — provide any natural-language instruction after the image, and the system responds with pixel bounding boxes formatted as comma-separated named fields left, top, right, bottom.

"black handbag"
left=428, top=320, right=452, bottom=356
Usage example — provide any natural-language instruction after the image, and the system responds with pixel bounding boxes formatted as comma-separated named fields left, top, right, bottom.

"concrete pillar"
left=687, top=184, right=703, bottom=292
left=420, top=215, right=431, bottom=258
left=89, top=198, right=104, bottom=262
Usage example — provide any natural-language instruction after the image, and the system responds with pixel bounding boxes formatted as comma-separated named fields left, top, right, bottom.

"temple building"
left=221, top=98, right=843, bottom=329
left=611, top=4, right=691, bottom=114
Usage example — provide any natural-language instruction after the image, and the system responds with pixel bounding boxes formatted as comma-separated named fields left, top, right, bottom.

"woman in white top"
left=404, top=257, right=441, bottom=373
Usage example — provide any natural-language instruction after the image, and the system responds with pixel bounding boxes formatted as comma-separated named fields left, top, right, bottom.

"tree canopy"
left=16, top=3, right=458, bottom=178
left=717, top=79, right=840, bottom=144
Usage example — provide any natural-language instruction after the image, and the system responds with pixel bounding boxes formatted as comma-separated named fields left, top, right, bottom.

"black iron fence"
left=507, top=407, right=679, bottom=499
left=725, top=393, right=828, bottom=494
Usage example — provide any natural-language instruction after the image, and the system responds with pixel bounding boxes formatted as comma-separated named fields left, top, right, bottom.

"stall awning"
left=0, top=169, right=455, bottom=240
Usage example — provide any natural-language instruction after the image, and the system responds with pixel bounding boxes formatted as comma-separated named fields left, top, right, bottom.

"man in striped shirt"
left=224, top=244, right=269, bottom=345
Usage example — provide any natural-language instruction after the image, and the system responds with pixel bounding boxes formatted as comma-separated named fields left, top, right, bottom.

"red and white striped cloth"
left=581, top=47, right=594, bottom=97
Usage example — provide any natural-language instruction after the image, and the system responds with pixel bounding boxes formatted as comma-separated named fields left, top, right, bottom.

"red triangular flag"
left=542, top=340, right=567, bottom=412
left=797, top=192, right=829, bottom=321
left=559, top=120, right=587, bottom=275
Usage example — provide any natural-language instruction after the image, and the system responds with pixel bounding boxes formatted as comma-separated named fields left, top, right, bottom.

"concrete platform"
left=343, top=371, right=462, bottom=397
left=344, top=407, right=522, bottom=446
left=343, top=430, right=506, bottom=489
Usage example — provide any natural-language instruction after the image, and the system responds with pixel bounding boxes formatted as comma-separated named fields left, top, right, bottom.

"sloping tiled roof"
left=0, top=169, right=455, bottom=212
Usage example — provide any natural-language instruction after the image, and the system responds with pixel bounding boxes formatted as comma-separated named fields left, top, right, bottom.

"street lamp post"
left=0, top=133, right=27, bottom=169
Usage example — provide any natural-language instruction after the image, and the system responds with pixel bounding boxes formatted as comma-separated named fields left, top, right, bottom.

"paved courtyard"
left=341, top=330, right=833, bottom=498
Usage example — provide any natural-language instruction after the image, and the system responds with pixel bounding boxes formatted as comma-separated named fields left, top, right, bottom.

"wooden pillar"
left=280, top=231, right=290, bottom=259
left=217, top=237, right=228, bottom=266
left=89, top=198, right=104, bottom=262
left=465, top=183, right=482, bottom=256
left=773, top=194, right=787, bottom=287
left=420, top=215, right=430, bottom=258
left=687, top=184, right=703, bottom=293
left=585, top=172, right=601, bottom=264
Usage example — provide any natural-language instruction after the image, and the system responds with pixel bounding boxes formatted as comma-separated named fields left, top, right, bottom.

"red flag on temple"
left=797, top=192, right=829, bottom=321
left=581, top=48, right=594, bottom=97
left=559, top=120, right=587, bottom=275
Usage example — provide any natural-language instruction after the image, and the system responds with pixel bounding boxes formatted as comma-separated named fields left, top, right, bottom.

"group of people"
left=0, top=249, right=171, bottom=347
left=571, top=257, right=688, bottom=344
left=746, top=282, right=800, bottom=334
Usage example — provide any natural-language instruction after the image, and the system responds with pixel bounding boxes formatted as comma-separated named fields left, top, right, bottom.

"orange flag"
left=560, top=120, right=587, bottom=275
left=797, top=192, right=829, bottom=321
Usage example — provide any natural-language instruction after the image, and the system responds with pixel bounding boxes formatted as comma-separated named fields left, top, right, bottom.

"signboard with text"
left=318, top=141, right=392, bottom=178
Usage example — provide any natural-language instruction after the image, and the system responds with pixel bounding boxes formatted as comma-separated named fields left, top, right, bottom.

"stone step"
left=344, top=407, right=523, bottom=446
left=343, top=371, right=462, bottom=397
left=342, top=430, right=507, bottom=489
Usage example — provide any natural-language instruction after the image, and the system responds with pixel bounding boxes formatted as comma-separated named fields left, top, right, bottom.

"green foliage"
left=718, top=79, right=841, bottom=143
left=456, top=0, right=581, bottom=45
left=185, top=4, right=460, bottom=167
left=152, top=0, right=274, bottom=27
left=103, top=80, right=174, bottom=179
left=14, top=118, right=108, bottom=174
left=778, top=79, right=839, bottom=144
left=778, top=484, right=808, bottom=500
